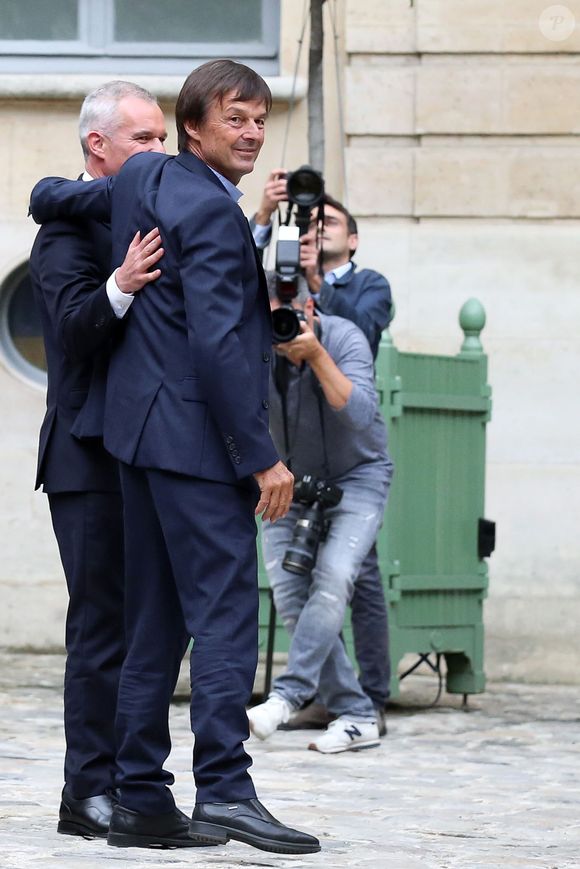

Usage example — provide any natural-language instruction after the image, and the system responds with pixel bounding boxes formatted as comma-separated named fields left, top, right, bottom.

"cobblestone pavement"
left=0, top=653, right=578, bottom=869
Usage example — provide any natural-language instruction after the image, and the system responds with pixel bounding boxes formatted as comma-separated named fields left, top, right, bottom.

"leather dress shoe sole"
left=108, top=830, right=206, bottom=849
left=188, top=821, right=321, bottom=854
left=57, top=818, right=107, bottom=840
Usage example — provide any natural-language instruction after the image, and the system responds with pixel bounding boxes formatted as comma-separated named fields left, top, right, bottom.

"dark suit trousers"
left=117, top=464, right=259, bottom=814
left=48, top=491, right=125, bottom=799
left=350, top=542, right=391, bottom=708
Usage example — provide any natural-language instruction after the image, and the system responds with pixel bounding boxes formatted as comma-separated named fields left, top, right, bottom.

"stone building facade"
left=0, top=1, right=578, bottom=684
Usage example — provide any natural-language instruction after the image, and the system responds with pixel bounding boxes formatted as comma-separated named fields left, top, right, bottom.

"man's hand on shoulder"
left=116, top=228, right=164, bottom=294
left=254, top=460, right=294, bottom=522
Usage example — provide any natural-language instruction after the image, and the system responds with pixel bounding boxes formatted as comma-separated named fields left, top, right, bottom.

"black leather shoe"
left=57, top=788, right=115, bottom=839
left=189, top=798, right=321, bottom=854
left=108, top=804, right=213, bottom=849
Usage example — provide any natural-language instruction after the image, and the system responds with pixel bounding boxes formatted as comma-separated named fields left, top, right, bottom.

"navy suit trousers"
left=351, top=543, right=391, bottom=708
left=117, top=464, right=260, bottom=813
left=48, top=491, right=125, bottom=799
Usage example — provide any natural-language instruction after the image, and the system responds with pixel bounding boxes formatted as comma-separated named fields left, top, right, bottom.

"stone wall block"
left=346, top=0, right=416, bottom=53
left=346, top=66, right=416, bottom=135
left=417, top=63, right=580, bottom=134
left=415, top=149, right=508, bottom=216
left=416, top=65, right=501, bottom=133
left=509, top=149, right=580, bottom=216
left=505, top=66, right=580, bottom=134
left=417, top=0, right=580, bottom=53
left=346, top=147, right=414, bottom=215
left=415, top=147, right=580, bottom=217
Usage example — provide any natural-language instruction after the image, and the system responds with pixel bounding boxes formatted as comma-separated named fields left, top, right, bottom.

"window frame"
left=0, top=0, right=279, bottom=75
left=0, top=262, right=47, bottom=389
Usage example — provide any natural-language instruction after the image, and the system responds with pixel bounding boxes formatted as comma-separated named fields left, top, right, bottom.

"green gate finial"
left=459, top=298, right=486, bottom=355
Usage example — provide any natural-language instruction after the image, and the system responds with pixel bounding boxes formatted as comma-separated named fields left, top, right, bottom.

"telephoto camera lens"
left=282, top=502, right=326, bottom=575
left=286, top=166, right=324, bottom=208
left=271, top=307, right=305, bottom=343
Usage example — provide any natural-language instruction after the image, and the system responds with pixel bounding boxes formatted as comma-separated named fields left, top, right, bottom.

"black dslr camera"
left=282, top=474, right=343, bottom=576
left=272, top=165, right=325, bottom=344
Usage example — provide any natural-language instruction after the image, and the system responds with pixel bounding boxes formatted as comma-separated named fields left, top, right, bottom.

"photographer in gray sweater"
left=248, top=280, right=393, bottom=754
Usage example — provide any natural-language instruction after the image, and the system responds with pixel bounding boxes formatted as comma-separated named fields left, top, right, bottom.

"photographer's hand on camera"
left=254, top=167, right=288, bottom=227
left=275, top=321, right=353, bottom=411
left=274, top=320, right=321, bottom=365
left=254, top=460, right=294, bottom=522
left=299, top=229, right=323, bottom=295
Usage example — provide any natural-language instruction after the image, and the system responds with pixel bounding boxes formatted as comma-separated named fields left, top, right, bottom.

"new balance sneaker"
left=308, top=718, right=380, bottom=754
left=248, top=695, right=292, bottom=740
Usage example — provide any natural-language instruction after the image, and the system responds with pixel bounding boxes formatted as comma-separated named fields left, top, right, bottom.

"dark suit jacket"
left=29, top=215, right=122, bottom=493
left=31, top=152, right=279, bottom=485
left=316, top=263, right=392, bottom=361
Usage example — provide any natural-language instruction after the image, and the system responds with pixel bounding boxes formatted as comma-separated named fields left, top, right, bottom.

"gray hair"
left=265, top=271, right=311, bottom=305
left=79, top=80, right=158, bottom=158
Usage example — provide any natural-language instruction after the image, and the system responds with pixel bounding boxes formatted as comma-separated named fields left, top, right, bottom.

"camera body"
left=272, top=165, right=325, bottom=344
left=282, top=474, right=343, bottom=576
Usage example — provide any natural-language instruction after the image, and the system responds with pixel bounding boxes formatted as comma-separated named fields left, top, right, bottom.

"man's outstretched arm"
left=29, top=176, right=113, bottom=224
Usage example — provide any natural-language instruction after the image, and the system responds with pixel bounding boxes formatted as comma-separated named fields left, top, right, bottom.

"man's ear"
left=348, top=232, right=358, bottom=257
left=184, top=120, right=200, bottom=144
left=85, top=130, right=106, bottom=160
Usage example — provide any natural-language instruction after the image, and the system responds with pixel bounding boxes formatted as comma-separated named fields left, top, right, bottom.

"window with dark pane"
left=0, top=0, right=78, bottom=40
left=4, top=267, right=46, bottom=373
left=114, top=0, right=263, bottom=43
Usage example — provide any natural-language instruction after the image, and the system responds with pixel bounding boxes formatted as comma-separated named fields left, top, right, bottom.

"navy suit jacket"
left=31, top=152, right=279, bottom=486
left=29, top=213, right=122, bottom=493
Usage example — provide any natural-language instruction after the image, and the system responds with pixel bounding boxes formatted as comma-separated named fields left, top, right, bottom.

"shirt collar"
left=82, top=170, right=95, bottom=182
left=324, top=261, right=353, bottom=283
left=208, top=167, right=243, bottom=203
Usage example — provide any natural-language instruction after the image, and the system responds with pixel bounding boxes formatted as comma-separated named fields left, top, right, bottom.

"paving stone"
left=0, top=653, right=578, bottom=868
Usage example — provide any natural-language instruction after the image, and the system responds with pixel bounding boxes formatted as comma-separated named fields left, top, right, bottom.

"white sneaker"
left=248, top=694, right=292, bottom=740
left=308, top=718, right=380, bottom=754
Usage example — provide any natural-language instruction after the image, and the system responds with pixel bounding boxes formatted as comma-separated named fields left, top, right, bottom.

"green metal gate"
left=258, top=299, right=492, bottom=700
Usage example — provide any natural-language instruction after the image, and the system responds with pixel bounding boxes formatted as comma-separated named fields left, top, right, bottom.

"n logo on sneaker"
left=344, top=724, right=362, bottom=741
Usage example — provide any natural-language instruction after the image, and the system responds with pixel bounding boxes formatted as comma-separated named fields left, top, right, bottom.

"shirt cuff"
left=251, top=221, right=272, bottom=249
left=106, top=269, right=135, bottom=319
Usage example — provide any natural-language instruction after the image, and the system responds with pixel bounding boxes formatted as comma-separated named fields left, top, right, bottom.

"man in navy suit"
left=29, top=81, right=167, bottom=840
left=31, top=60, right=320, bottom=855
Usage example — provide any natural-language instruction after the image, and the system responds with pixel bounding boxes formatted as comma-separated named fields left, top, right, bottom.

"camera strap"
left=313, top=374, right=331, bottom=480
left=274, top=356, right=293, bottom=472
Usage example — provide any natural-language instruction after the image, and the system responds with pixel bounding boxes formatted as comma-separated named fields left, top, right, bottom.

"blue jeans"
left=262, top=478, right=389, bottom=720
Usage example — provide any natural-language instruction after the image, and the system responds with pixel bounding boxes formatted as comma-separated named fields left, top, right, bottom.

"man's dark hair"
left=324, top=194, right=358, bottom=236
left=176, top=59, right=272, bottom=152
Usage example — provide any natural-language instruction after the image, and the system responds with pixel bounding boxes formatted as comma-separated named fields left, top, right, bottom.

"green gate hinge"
left=389, top=375, right=403, bottom=417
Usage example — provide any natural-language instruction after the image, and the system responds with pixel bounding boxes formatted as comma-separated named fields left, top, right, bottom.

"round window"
left=0, top=263, right=47, bottom=386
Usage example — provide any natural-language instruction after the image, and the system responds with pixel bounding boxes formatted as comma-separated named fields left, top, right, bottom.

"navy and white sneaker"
left=248, top=694, right=292, bottom=740
left=308, top=718, right=380, bottom=754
